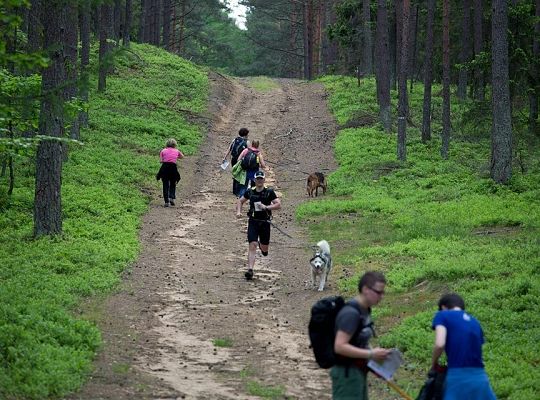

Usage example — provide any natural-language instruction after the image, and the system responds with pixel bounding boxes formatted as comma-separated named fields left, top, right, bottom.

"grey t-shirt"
left=335, top=300, right=374, bottom=349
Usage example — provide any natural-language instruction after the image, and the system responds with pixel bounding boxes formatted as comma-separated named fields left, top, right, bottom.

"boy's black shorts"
left=247, top=219, right=271, bottom=245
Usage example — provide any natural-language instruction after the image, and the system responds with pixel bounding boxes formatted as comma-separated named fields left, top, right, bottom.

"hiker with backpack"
left=156, top=138, right=184, bottom=207
left=223, top=128, right=249, bottom=196
left=235, top=170, right=280, bottom=280
left=330, top=271, right=391, bottom=399
left=431, top=293, right=497, bottom=400
left=237, top=139, right=266, bottom=196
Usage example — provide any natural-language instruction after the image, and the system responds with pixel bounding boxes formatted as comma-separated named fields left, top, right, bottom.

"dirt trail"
left=69, top=76, right=343, bottom=400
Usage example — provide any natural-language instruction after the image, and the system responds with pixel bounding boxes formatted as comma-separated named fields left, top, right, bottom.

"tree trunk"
left=98, top=3, right=113, bottom=92
left=322, top=0, right=338, bottom=73
left=491, top=0, right=512, bottom=183
left=362, top=0, right=373, bottom=75
left=27, top=0, right=41, bottom=52
left=375, top=0, right=391, bottom=132
left=65, top=1, right=79, bottom=139
left=441, top=0, right=451, bottom=159
left=124, top=0, right=132, bottom=46
left=408, top=4, right=418, bottom=92
left=113, top=0, right=122, bottom=41
left=422, top=0, right=435, bottom=142
left=473, top=0, right=484, bottom=100
left=457, top=0, right=472, bottom=100
left=397, top=0, right=410, bottom=161
left=178, top=0, right=186, bottom=55
left=139, top=0, right=145, bottom=42
left=303, top=0, right=313, bottom=80
left=162, top=0, right=171, bottom=48
left=79, top=0, right=90, bottom=127
left=34, top=0, right=67, bottom=237
left=529, top=0, right=540, bottom=134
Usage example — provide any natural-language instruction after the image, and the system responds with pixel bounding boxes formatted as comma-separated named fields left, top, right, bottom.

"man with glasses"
left=236, top=170, right=281, bottom=280
left=331, top=271, right=391, bottom=399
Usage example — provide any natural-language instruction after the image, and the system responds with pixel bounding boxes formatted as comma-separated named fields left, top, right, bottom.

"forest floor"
left=67, top=76, right=399, bottom=400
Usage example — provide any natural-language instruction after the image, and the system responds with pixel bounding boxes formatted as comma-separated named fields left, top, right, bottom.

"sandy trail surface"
left=68, top=76, right=398, bottom=400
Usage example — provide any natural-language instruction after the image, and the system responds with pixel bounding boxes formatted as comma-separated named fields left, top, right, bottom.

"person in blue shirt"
left=431, top=293, right=497, bottom=400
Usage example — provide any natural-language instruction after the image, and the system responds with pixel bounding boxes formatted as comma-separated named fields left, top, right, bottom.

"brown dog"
left=307, top=172, right=327, bottom=197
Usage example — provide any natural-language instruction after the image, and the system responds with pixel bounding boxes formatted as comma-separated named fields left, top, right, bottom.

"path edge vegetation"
left=296, top=75, right=540, bottom=399
left=0, top=44, right=209, bottom=399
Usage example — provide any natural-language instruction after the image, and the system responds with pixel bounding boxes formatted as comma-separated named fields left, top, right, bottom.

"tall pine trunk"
left=162, top=0, right=171, bottom=48
left=422, top=0, right=435, bottom=142
left=441, top=0, right=451, bottom=159
left=362, top=0, right=372, bottom=75
left=529, top=0, right=540, bottom=134
left=457, top=0, right=472, bottom=100
left=98, top=3, right=113, bottom=92
left=34, top=0, right=67, bottom=236
left=491, top=0, right=512, bottom=183
left=79, top=0, right=90, bottom=127
left=65, top=1, right=79, bottom=139
left=124, top=0, right=132, bottom=46
left=375, top=0, right=391, bottom=132
left=473, top=0, right=484, bottom=100
left=397, top=0, right=410, bottom=161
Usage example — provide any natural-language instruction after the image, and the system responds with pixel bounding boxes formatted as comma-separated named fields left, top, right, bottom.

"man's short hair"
left=239, top=128, right=249, bottom=137
left=358, top=271, right=386, bottom=292
left=438, top=293, right=465, bottom=310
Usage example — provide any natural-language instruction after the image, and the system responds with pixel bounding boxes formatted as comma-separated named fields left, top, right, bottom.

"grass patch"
left=300, top=75, right=540, bottom=399
left=212, top=337, right=233, bottom=348
left=0, top=43, right=208, bottom=399
left=249, top=76, right=280, bottom=92
left=246, top=380, right=287, bottom=399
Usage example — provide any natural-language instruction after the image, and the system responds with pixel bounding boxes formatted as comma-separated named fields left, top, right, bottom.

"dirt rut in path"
left=69, top=76, right=340, bottom=400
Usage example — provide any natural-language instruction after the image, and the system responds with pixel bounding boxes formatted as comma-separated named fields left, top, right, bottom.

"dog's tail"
left=317, top=240, right=330, bottom=254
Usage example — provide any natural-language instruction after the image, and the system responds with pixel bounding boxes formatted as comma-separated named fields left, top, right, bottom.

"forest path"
left=69, top=76, right=341, bottom=399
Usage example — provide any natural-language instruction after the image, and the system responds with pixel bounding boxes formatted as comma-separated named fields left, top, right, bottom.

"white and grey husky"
left=309, top=240, right=332, bottom=291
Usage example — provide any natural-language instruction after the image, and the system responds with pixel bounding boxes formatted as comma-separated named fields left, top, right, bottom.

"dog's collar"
left=310, top=252, right=329, bottom=264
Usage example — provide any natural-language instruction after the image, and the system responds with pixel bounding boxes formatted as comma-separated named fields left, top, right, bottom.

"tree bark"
left=34, top=0, right=67, bottom=237
left=375, top=0, right=391, bottom=132
left=162, top=0, right=171, bottom=48
left=422, top=0, right=435, bottom=142
left=397, top=0, right=410, bottom=161
left=362, top=0, right=373, bottom=75
left=441, top=0, right=451, bottom=159
left=529, top=0, right=540, bottom=134
left=473, top=0, right=484, bottom=100
left=408, top=4, right=418, bottom=92
left=65, top=1, right=79, bottom=139
left=79, top=0, right=90, bottom=127
left=113, top=0, right=122, bottom=41
left=98, top=3, right=113, bottom=92
left=457, top=0, right=472, bottom=100
left=303, top=0, right=313, bottom=80
left=27, top=0, right=41, bottom=52
left=124, top=0, right=132, bottom=46
left=491, top=0, right=512, bottom=183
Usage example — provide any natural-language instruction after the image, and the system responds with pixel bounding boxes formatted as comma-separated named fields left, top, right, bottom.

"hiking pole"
left=385, top=380, right=413, bottom=400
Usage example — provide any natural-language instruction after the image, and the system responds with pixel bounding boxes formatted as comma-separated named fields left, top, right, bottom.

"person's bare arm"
left=262, top=197, right=281, bottom=211
left=334, top=331, right=390, bottom=362
left=431, top=325, right=447, bottom=368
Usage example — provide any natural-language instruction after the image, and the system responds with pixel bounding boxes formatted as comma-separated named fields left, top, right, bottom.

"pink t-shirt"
left=160, top=147, right=183, bottom=163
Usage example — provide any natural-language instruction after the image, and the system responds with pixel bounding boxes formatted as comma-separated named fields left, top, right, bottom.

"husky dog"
left=307, top=172, right=327, bottom=197
left=310, top=240, right=332, bottom=291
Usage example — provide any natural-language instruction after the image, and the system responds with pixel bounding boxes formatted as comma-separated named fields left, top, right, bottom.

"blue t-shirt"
left=432, top=310, right=485, bottom=369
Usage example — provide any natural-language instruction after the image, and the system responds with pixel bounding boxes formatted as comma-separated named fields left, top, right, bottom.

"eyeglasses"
left=369, top=287, right=385, bottom=296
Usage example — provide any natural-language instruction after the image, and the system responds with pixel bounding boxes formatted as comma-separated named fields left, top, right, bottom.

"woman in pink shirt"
left=156, top=138, right=184, bottom=207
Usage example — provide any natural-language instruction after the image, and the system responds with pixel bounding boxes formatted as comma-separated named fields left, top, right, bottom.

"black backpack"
left=308, top=296, right=368, bottom=369
left=231, top=137, right=247, bottom=159
left=241, top=149, right=259, bottom=170
left=416, top=368, right=447, bottom=400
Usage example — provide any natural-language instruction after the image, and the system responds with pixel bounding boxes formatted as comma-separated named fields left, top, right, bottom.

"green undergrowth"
left=0, top=43, right=208, bottom=399
left=298, top=75, right=540, bottom=399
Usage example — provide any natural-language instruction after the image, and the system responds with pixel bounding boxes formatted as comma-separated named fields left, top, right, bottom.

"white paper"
left=254, top=201, right=263, bottom=211
left=220, top=160, right=229, bottom=170
left=367, top=349, right=404, bottom=381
